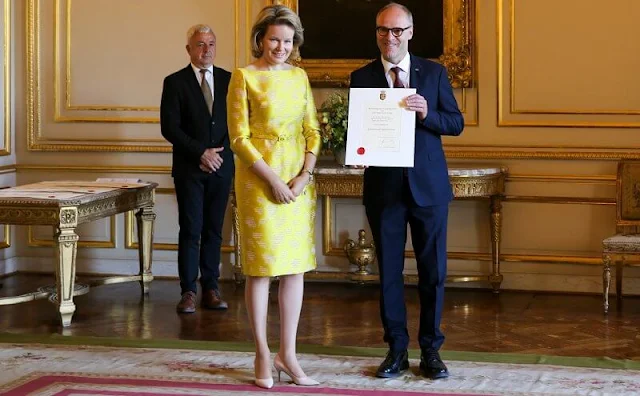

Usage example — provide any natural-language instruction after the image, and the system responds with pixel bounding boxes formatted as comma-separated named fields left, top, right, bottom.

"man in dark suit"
left=161, top=24, right=233, bottom=314
left=350, top=3, right=464, bottom=380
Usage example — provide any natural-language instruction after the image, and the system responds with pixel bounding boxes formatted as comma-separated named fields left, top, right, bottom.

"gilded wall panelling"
left=13, top=164, right=615, bottom=267
left=28, top=215, right=116, bottom=248
left=0, top=224, right=10, bottom=248
left=323, top=193, right=611, bottom=266
left=442, top=0, right=640, bottom=160
left=26, top=0, right=241, bottom=152
left=124, top=187, right=235, bottom=253
left=0, top=0, right=10, bottom=155
left=498, top=0, right=640, bottom=128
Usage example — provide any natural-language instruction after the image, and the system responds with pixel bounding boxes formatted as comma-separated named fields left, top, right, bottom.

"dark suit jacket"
left=350, top=55, right=464, bottom=207
left=161, top=64, right=234, bottom=178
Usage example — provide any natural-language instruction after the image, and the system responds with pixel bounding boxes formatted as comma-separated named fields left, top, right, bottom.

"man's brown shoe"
left=202, top=289, right=228, bottom=310
left=176, top=291, right=197, bottom=313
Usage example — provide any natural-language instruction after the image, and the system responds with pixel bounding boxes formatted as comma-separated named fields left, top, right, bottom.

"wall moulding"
left=1, top=0, right=11, bottom=156
left=53, top=0, right=241, bottom=120
left=497, top=0, right=640, bottom=128
left=443, top=147, right=640, bottom=161
left=13, top=164, right=619, bottom=186
left=26, top=0, right=169, bottom=152
left=124, top=188, right=235, bottom=253
left=26, top=0, right=239, bottom=152
left=0, top=224, right=10, bottom=249
left=27, top=216, right=116, bottom=248
left=322, top=193, right=612, bottom=265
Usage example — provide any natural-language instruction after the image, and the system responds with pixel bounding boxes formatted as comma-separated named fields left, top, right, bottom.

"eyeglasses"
left=376, top=26, right=412, bottom=38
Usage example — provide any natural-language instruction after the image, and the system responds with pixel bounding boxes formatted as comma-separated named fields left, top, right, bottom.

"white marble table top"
left=315, top=161, right=506, bottom=177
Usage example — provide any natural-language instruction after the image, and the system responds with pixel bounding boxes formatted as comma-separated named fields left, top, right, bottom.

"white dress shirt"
left=381, top=52, right=411, bottom=88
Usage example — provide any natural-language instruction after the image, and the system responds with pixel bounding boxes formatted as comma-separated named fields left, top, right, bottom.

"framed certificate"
left=345, top=88, right=417, bottom=167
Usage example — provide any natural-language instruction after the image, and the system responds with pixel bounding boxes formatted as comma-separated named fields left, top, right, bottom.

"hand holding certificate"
left=345, top=87, right=416, bottom=167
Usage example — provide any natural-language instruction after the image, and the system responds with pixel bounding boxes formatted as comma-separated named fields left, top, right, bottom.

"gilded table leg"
left=230, top=191, right=244, bottom=285
left=54, top=208, right=79, bottom=327
left=136, top=206, right=156, bottom=294
left=603, top=254, right=611, bottom=314
left=489, top=195, right=504, bottom=293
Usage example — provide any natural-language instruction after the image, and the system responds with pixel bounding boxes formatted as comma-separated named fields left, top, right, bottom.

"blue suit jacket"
left=350, top=55, right=464, bottom=207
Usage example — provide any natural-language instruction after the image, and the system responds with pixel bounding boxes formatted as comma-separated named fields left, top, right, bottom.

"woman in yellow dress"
left=226, top=5, right=321, bottom=390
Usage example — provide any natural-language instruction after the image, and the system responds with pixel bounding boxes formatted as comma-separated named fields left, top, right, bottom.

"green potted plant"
left=319, top=92, right=349, bottom=165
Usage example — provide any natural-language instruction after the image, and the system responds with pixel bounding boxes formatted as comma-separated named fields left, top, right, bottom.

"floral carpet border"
left=0, top=332, right=638, bottom=371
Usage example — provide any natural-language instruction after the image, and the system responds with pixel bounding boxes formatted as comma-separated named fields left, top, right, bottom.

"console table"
left=314, top=163, right=507, bottom=290
left=0, top=181, right=157, bottom=327
left=231, top=162, right=507, bottom=291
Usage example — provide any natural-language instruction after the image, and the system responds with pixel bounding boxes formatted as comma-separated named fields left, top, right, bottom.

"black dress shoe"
left=376, top=350, right=409, bottom=378
left=420, top=349, right=449, bottom=379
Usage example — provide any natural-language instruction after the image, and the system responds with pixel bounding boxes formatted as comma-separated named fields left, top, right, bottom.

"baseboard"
left=6, top=256, right=638, bottom=296
left=0, top=256, right=19, bottom=277
left=13, top=256, right=233, bottom=281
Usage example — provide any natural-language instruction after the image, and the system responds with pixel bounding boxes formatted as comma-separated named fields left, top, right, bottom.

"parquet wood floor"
left=1, top=274, right=639, bottom=360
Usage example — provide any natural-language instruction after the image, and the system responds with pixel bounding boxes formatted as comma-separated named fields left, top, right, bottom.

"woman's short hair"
left=250, top=5, right=304, bottom=61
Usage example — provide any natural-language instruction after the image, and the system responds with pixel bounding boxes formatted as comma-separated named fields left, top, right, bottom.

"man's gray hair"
left=186, top=24, right=214, bottom=43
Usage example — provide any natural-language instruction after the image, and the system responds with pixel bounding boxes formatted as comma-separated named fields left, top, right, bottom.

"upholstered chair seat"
left=603, top=235, right=640, bottom=252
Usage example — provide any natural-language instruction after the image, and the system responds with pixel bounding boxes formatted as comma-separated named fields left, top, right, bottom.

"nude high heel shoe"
left=254, top=377, right=274, bottom=389
left=253, top=357, right=274, bottom=389
left=274, top=354, right=319, bottom=386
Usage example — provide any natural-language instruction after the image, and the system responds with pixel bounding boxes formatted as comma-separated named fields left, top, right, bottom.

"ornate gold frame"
left=269, top=0, right=474, bottom=88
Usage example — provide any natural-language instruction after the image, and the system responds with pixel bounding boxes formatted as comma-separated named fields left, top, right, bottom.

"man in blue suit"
left=350, top=3, right=464, bottom=380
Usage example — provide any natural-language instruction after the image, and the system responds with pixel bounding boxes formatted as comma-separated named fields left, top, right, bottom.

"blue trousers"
left=365, top=181, right=448, bottom=352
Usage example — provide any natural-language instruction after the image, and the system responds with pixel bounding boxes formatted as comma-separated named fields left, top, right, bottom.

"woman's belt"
left=250, top=134, right=299, bottom=142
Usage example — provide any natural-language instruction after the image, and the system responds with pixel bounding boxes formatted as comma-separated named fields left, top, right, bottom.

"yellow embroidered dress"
left=227, top=67, right=322, bottom=277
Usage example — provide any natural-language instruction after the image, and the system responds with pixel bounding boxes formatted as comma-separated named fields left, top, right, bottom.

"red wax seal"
left=357, top=147, right=365, bottom=155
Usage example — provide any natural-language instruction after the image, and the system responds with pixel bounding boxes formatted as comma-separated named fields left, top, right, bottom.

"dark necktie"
left=200, top=69, right=213, bottom=115
left=390, top=66, right=404, bottom=88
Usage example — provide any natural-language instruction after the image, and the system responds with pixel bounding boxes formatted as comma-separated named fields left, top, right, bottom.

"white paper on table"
left=0, top=191, right=86, bottom=200
left=96, top=178, right=143, bottom=184
left=345, top=87, right=416, bottom=167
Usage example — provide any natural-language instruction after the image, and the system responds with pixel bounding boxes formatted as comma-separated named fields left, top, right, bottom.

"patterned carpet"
left=1, top=336, right=639, bottom=395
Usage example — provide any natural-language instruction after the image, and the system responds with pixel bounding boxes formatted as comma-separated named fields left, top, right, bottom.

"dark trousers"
left=365, top=179, right=448, bottom=353
left=173, top=172, right=231, bottom=295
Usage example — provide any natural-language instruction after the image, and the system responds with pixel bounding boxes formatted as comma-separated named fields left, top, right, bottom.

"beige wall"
left=2, top=0, right=639, bottom=294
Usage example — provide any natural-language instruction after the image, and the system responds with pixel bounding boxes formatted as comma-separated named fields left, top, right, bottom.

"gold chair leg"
left=603, top=254, right=611, bottom=314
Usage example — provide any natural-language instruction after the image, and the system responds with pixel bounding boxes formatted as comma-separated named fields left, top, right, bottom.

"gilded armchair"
left=603, top=161, right=640, bottom=313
